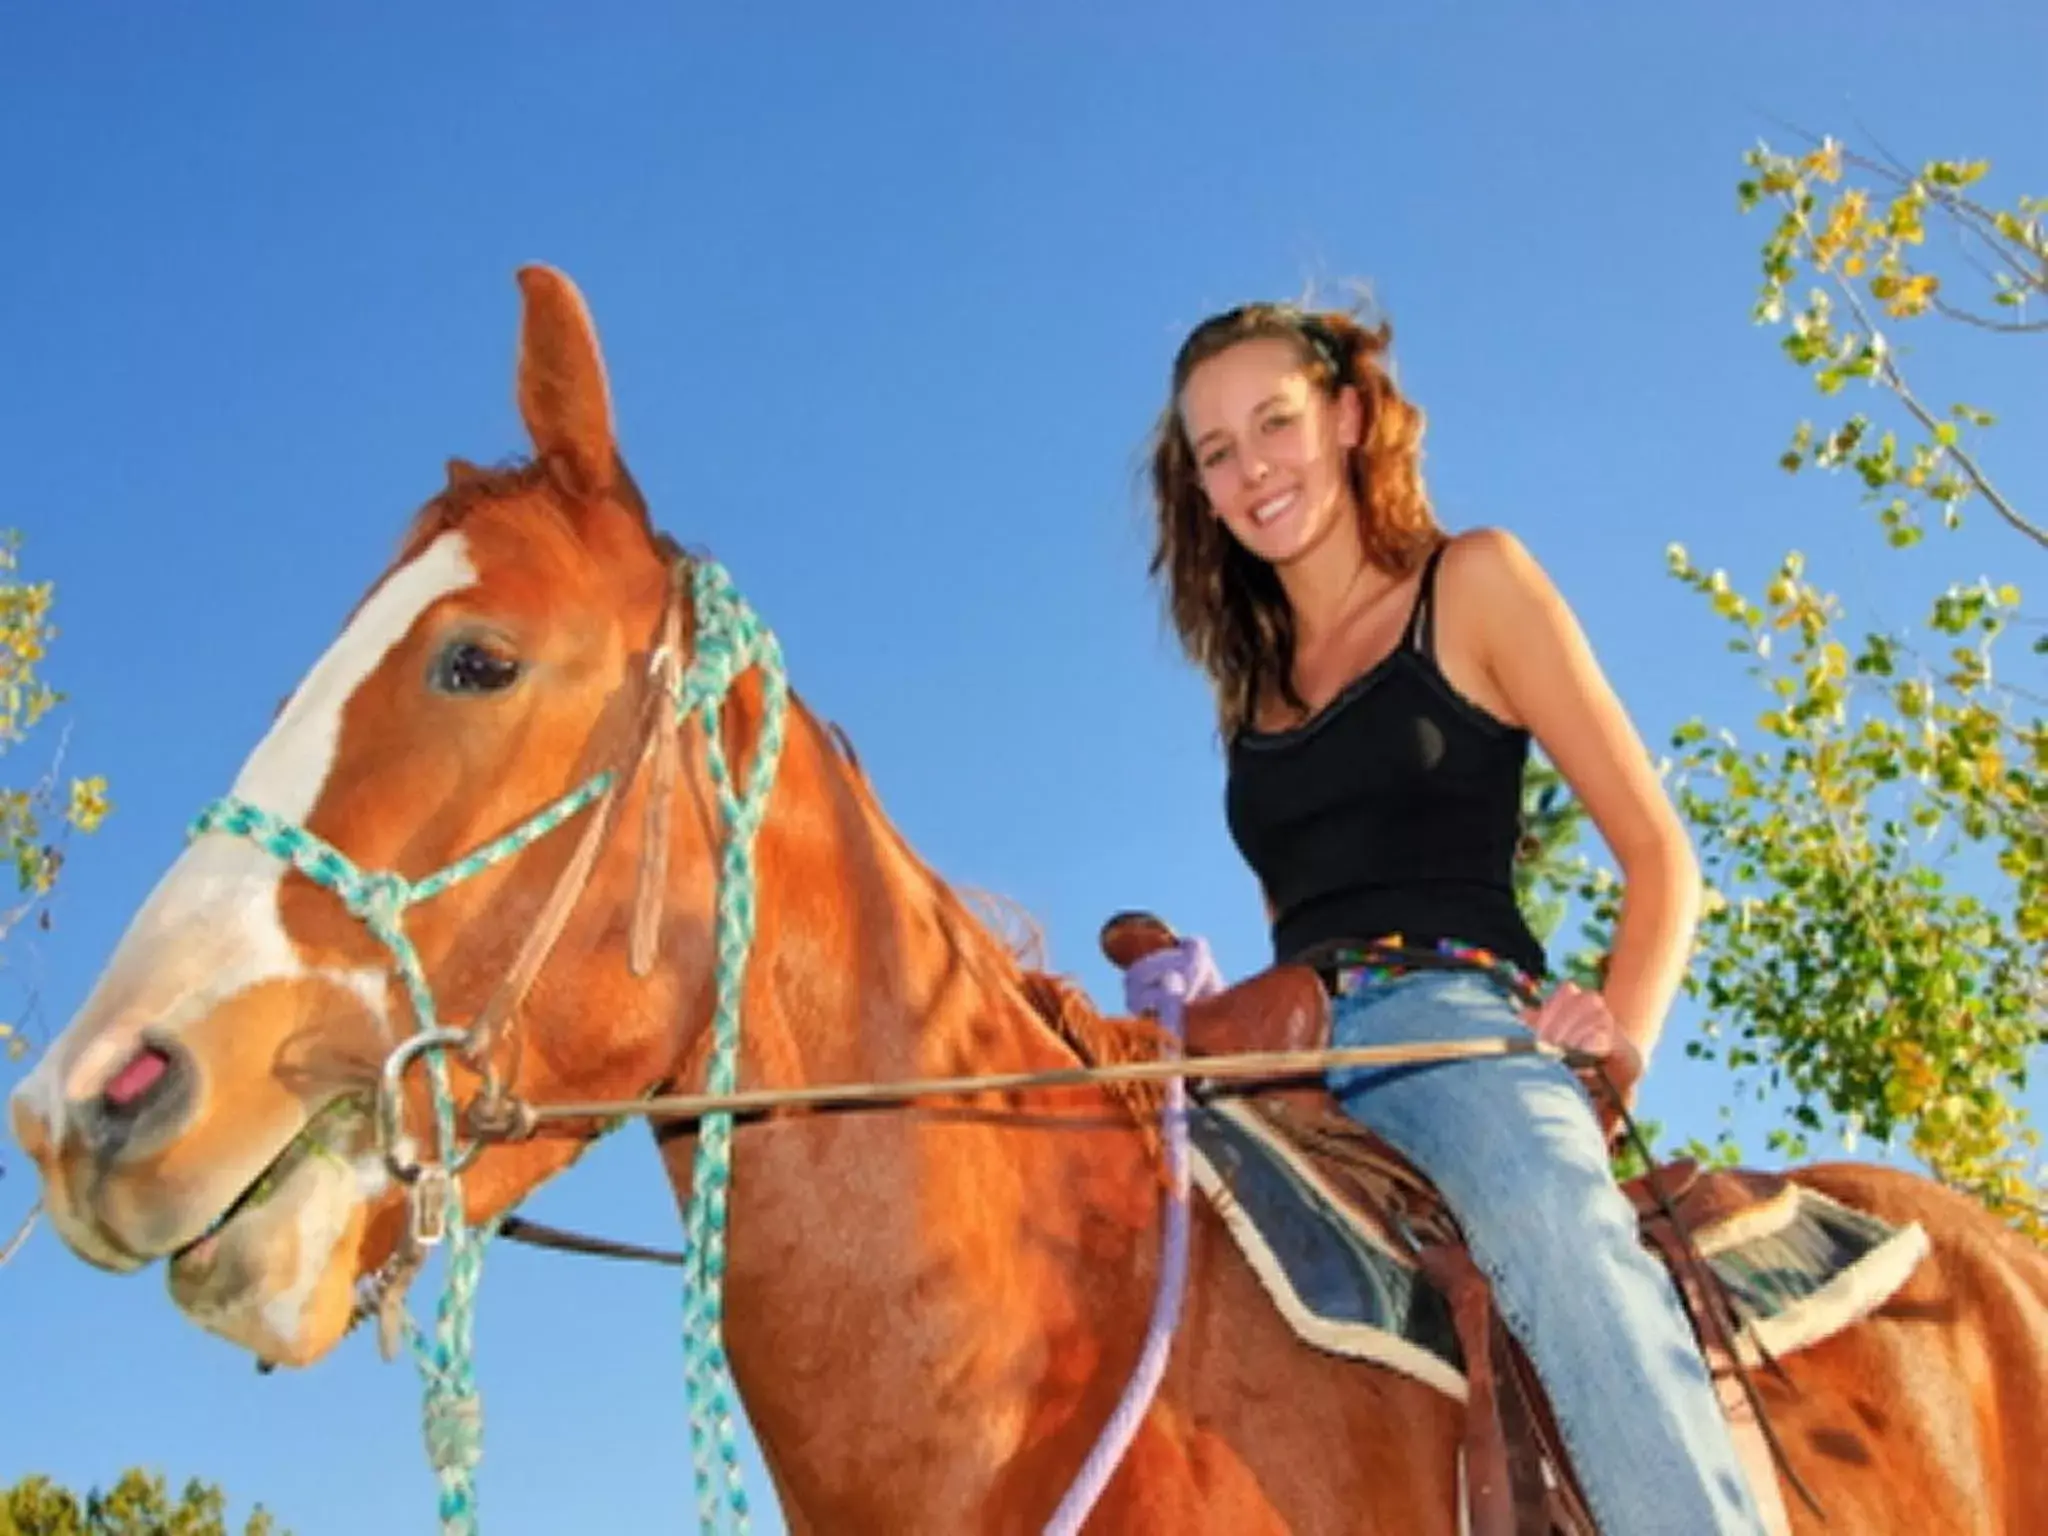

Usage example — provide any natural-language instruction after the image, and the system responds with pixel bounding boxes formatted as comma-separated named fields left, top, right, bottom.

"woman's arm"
left=1450, top=529, right=1702, bottom=1068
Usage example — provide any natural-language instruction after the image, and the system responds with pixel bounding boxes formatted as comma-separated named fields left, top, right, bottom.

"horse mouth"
left=167, top=1093, right=371, bottom=1270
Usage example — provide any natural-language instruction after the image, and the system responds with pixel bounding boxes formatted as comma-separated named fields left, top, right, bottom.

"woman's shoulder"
left=1428, top=527, right=1585, bottom=676
left=1433, top=524, right=1536, bottom=572
left=1431, top=526, right=1552, bottom=605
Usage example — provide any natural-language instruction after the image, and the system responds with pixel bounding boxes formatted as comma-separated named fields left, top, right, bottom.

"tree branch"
left=1807, top=228, right=2048, bottom=550
left=0, top=1200, right=37, bottom=1267
left=1874, top=352, right=2048, bottom=549
left=1928, top=298, right=2048, bottom=334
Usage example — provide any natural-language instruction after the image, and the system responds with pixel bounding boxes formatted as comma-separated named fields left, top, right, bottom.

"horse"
left=11, top=264, right=2048, bottom=1534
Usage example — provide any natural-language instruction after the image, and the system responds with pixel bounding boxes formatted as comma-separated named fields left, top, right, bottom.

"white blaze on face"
left=11, top=533, right=479, bottom=1138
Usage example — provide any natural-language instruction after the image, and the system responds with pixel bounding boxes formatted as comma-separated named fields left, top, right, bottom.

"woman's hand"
left=1525, top=982, right=1644, bottom=1128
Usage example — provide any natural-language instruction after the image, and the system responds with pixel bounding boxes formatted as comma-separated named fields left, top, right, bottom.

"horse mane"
left=820, top=727, right=1174, bottom=1151
left=394, top=454, right=657, bottom=568
left=960, top=888, right=1172, bottom=1113
left=1013, top=967, right=1173, bottom=1157
left=395, top=458, right=555, bottom=563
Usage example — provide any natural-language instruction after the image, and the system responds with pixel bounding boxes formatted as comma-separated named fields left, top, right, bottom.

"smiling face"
left=6, top=267, right=690, bottom=1367
left=1177, top=335, right=1364, bottom=571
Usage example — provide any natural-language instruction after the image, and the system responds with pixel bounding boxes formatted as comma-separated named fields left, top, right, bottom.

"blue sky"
left=3, top=4, right=2042, bottom=1532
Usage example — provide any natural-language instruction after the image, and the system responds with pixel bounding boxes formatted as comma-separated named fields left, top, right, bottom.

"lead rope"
left=1042, top=937, right=1210, bottom=1533
left=668, top=559, right=788, bottom=1536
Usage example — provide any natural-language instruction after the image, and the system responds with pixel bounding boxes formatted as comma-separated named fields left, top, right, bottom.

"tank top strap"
left=1399, top=542, right=1450, bottom=659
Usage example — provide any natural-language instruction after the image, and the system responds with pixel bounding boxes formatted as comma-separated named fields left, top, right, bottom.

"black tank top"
left=1224, top=544, right=1547, bottom=977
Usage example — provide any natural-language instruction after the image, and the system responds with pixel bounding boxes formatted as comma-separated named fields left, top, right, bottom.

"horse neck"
left=661, top=694, right=1167, bottom=1524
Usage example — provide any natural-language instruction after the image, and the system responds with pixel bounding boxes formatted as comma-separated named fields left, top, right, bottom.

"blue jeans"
left=1325, top=970, right=1766, bottom=1536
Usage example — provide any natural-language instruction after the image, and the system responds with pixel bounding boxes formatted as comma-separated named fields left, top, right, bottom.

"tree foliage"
left=0, top=1469, right=283, bottom=1536
left=1738, top=136, right=2047, bottom=553
left=0, top=531, right=108, bottom=1064
left=1662, top=545, right=2042, bottom=1225
left=1523, top=137, right=2045, bottom=1237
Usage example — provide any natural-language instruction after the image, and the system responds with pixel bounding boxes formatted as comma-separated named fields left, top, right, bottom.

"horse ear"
left=514, top=265, right=616, bottom=502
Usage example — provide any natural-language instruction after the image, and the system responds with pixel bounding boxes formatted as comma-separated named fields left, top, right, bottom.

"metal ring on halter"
left=377, top=1028, right=484, bottom=1184
left=464, top=1080, right=540, bottom=1142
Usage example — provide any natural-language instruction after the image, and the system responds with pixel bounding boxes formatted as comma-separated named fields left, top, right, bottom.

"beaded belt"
left=1308, top=934, right=1544, bottom=1010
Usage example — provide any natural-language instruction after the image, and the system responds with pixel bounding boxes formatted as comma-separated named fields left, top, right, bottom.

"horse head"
left=8, top=267, right=746, bottom=1368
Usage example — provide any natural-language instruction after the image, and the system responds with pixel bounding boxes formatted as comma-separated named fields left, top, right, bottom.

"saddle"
left=1099, top=911, right=1801, bottom=1536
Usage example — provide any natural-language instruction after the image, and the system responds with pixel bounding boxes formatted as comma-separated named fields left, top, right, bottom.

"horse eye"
left=432, top=640, right=522, bottom=695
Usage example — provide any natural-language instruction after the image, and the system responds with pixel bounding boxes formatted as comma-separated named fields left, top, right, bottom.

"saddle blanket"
left=1189, top=1098, right=1930, bottom=1402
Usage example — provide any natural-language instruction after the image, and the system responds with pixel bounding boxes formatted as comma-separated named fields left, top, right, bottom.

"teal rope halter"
left=186, top=556, right=785, bottom=1536
left=190, top=777, right=613, bottom=1533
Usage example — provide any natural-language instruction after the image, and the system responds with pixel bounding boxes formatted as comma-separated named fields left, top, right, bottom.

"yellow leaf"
left=68, top=774, right=110, bottom=832
left=1884, top=271, right=1940, bottom=318
left=1800, top=141, right=1843, bottom=183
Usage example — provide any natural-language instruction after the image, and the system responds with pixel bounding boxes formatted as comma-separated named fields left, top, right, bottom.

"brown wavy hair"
left=1147, top=301, right=1441, bottom=736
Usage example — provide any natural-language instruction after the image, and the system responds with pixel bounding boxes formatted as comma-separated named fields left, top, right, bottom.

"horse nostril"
left=88, top=1040, right=195, bottom=1159
left=100, top=1043, right=179, bottom=1121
